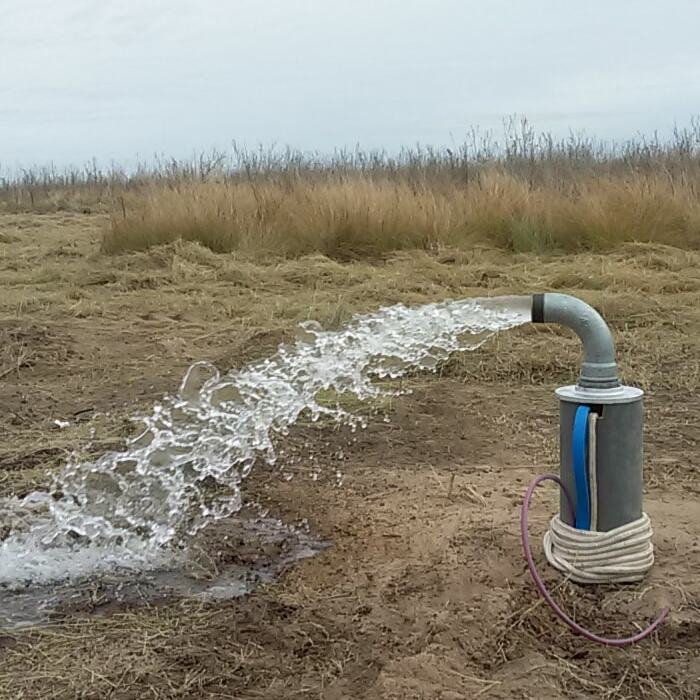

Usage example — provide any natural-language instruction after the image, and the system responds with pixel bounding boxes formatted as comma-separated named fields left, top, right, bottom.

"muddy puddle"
left=0, top=516, right=328, bottom=629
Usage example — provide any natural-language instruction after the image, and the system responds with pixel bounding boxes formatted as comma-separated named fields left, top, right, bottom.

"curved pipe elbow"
left=532, top=293, right=619, bottom=389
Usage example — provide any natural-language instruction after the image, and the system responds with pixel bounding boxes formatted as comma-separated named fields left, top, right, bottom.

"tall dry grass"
left=103, top=169, right=700, bottom=258
left=4, top=118, right=700, bottom=255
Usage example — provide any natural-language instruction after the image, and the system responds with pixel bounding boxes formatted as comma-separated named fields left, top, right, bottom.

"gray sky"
left=2, top=0, right=699, bottom=168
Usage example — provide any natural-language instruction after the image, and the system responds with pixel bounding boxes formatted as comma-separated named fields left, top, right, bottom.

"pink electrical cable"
left=520, top=473, right=670, bottom=647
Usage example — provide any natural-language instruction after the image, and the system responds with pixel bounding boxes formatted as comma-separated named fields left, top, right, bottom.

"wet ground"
left=0, top=516, right=328, bottom=629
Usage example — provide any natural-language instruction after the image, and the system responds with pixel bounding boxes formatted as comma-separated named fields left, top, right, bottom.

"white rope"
left=544, top=411, right=655, bottom=584
left=543, top=513, right=655, bottom=583
left=588, top=412, right=598, bottom=531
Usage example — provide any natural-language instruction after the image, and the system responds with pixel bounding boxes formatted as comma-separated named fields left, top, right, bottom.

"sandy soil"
left=0, top=213, right=699, bottom=699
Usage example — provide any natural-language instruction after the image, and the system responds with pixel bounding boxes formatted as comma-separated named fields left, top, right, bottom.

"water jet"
left=0, top=297, right=529, bottom=602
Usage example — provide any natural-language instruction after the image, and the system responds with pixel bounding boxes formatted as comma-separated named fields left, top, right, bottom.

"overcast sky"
left=2, top=0, right=699, bottom=168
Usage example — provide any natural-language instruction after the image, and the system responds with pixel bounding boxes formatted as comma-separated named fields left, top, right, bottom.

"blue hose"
left=572, top=405, right=591, bottom=530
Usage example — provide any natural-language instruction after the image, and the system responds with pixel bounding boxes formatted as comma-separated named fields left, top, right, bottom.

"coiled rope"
left=543, top=512, right=655, bottom=584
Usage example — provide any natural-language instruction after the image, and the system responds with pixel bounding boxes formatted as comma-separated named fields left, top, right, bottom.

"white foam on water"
left=0, top=295, right=530, bottom=588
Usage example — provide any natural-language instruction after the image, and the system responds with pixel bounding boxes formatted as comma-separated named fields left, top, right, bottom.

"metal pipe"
left=529, top=292, right=644, bottom=533
left=531, top=293, right=619, bottom=390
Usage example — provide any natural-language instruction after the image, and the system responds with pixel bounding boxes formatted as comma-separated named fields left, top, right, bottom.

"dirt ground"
left=0, top=212, right=699, bottom=699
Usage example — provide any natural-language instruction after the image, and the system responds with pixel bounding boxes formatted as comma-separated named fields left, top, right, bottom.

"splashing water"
left=0, top=295, right=530, bottom=588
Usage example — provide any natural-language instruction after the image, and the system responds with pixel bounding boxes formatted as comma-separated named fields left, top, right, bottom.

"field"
left=1, top=135, right=699, bottom=699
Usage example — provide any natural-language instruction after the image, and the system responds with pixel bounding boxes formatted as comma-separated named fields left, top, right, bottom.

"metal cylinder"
left=557, top=385, right=643, bottom=532
left=530, top=293, right=645, bottom=533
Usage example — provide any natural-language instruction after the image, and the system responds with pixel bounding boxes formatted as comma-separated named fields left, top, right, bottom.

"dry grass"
left=4, top=119, right=700, bottom=256
left=103, top=171, right=700, bottom=258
